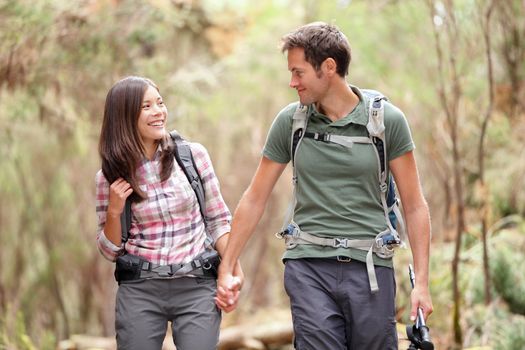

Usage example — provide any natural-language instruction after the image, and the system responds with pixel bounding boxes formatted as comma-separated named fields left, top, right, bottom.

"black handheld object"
left=406, top=264, right=434, bottom=350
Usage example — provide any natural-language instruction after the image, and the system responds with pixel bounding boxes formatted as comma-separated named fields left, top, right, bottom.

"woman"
left=96, top=76, right=242, bottom=350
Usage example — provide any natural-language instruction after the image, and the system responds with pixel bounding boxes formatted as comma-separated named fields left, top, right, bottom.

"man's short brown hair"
left=281, top=22, right=351, bottom=77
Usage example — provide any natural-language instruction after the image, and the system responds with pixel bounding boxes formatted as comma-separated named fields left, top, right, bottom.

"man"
left=216, top=22, right=433, bottom=349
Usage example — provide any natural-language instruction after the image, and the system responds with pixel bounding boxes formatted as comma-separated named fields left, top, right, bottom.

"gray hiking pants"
left=284, top=258, right=397, bottom=350
left=115, top=277, right=220, bottom=350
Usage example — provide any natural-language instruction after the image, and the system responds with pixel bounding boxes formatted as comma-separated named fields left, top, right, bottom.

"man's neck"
left=316, top=81, right=359, bottom=122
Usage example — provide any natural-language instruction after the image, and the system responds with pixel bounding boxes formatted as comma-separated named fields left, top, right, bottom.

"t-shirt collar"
left=308, top=84, right=368, bottom=127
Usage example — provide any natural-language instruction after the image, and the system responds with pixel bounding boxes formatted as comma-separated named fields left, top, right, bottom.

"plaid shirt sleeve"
left=190, top=143, right=232, bottom=244
left=95, top=170, right=125, bottom=262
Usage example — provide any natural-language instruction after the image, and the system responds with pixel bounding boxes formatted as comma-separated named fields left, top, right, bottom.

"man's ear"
left=322, top=58, right=337, bottom=76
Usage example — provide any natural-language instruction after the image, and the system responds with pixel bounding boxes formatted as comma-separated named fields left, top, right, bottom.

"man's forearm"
left=405, top=203, right=431, bottom=287
left=220, top=191, right=267, bottom=273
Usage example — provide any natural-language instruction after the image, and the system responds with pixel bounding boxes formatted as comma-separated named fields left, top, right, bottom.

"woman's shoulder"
left=187, top=141, right=211, bottom=163
left=95, top=169, right=110, bottom=190
left=95, top=169, right=107, bottom=182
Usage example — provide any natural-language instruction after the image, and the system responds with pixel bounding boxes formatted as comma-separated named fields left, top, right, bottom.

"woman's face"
left=137, top=85, right=168, bottom=151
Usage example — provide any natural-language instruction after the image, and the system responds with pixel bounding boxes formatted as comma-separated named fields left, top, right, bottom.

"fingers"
left=216, top=286, right=233, bottom=302
left=107, top=178, right=133, bottom=216
left=231, top=276, right=243, bottom=290
left=215, top=288, right=240, bottom=313
left=110, top=178, right=133, bottom=200
left=215, top=276, right=242, bottom=313
left=410, top=291, right=433, bottom=322
left=410, top=305, right=418, bottom=322
left=422, top=302, right=433, bottom=320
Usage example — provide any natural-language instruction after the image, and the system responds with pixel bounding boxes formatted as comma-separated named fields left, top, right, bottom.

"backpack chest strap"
left=303, top=132, right=371, bottom=148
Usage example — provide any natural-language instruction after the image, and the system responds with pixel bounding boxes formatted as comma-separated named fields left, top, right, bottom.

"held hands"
left=108, top=178, right=133, bottom=217
left=215, top=264, right=243, bottom=313
left=410, top=284, right=433, bottom=322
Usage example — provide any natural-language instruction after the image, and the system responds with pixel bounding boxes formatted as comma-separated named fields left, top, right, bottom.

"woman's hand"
left=215, top=261, right=243, bottom=313
left=107, top=178, right=133, bottom=217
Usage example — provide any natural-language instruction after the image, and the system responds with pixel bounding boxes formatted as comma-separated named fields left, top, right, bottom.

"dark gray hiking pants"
left=284, top=258, right=397, bottom=350
left=115, top=277, right=220, bottom=350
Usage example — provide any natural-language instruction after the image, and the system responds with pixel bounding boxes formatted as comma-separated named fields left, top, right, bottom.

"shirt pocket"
left=164, top=168, right=198, bottom=219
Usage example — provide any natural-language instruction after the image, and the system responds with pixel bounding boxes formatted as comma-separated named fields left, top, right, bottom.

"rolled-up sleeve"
left=190, top=143, right=232, bottom=244
left=95, top=170, right=124, bottom=262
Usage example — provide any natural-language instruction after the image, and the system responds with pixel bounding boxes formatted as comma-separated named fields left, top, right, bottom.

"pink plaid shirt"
left=95, top=142, right=231, bottom=265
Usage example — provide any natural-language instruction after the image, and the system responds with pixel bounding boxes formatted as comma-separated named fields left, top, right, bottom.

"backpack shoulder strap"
left=170, top=130, right=206, bottom=220
left=281, top=103, right=309, bottom=232
left=170, top=130, right=213, bottom=248
left=361, top=89, right=406, bottom=243
left=361, top=89, right=387, bottom=138
left=291, top=103, right=309, bottom=165
left=361, top=89, right=388, bottom=182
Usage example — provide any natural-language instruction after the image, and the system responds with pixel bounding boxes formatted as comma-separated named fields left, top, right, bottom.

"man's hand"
left=410, top=284, right=433, bottom=322
left=215, top=266, right=242, bottom=313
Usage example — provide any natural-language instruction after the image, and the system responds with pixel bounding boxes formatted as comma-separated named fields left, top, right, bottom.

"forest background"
left=0, top=0, right=524, bottom=349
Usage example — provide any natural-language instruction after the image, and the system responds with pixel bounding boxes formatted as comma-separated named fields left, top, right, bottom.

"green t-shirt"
left=263, top=86, right=415, bottom=267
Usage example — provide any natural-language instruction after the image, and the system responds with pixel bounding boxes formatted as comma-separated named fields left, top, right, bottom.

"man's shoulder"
left=277, top=101, right=301, bottom=119
left=269, top=101, right=299, bottom=132
left=383, top=99, right=406, bottom=125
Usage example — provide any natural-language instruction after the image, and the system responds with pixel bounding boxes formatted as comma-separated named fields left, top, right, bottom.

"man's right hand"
left=215, top=265, right=242, bottom=313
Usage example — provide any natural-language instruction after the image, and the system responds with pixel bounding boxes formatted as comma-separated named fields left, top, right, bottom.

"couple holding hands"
left=96, top=22, right=432, bottom=350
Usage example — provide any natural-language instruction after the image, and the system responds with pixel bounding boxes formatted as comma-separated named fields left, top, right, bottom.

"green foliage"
left=0, top=308, right=37, bottom=350
left=0, top=0, right=524, bottom=349
left=491, top=244, right=525, bottom=315
left=494, top=314, right=525, bottom=350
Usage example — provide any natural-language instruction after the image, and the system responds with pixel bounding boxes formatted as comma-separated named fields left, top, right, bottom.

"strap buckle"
left=198, top=258, right=213, bottom=271
left=333, top=237, right=349, bottom=248
left=336, top=256, right=352, bottom=262
left=313, top=132, right=331, bottom=142
left=275, top=230, right=286, bottom=239
left=151, top=265, right=173, bottom=277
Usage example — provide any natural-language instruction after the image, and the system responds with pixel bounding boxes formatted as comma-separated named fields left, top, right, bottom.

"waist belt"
left=276, top=223, right=402, bottom=293
left=114, top=250, right=220, bottom=284
left=139, top=258, right=214, bottom=279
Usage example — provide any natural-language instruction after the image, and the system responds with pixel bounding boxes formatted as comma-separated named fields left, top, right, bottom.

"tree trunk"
left=478, top=0, right=496, bottom=306
left=427, top=0, right=466, bottom=346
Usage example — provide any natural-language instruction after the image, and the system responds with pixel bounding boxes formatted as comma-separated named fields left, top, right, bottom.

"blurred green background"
left=1, top=0, right=524, bottom=349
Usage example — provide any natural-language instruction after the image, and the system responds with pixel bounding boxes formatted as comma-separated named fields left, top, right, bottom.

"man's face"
left=287, top=47, right=329, bottom=105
